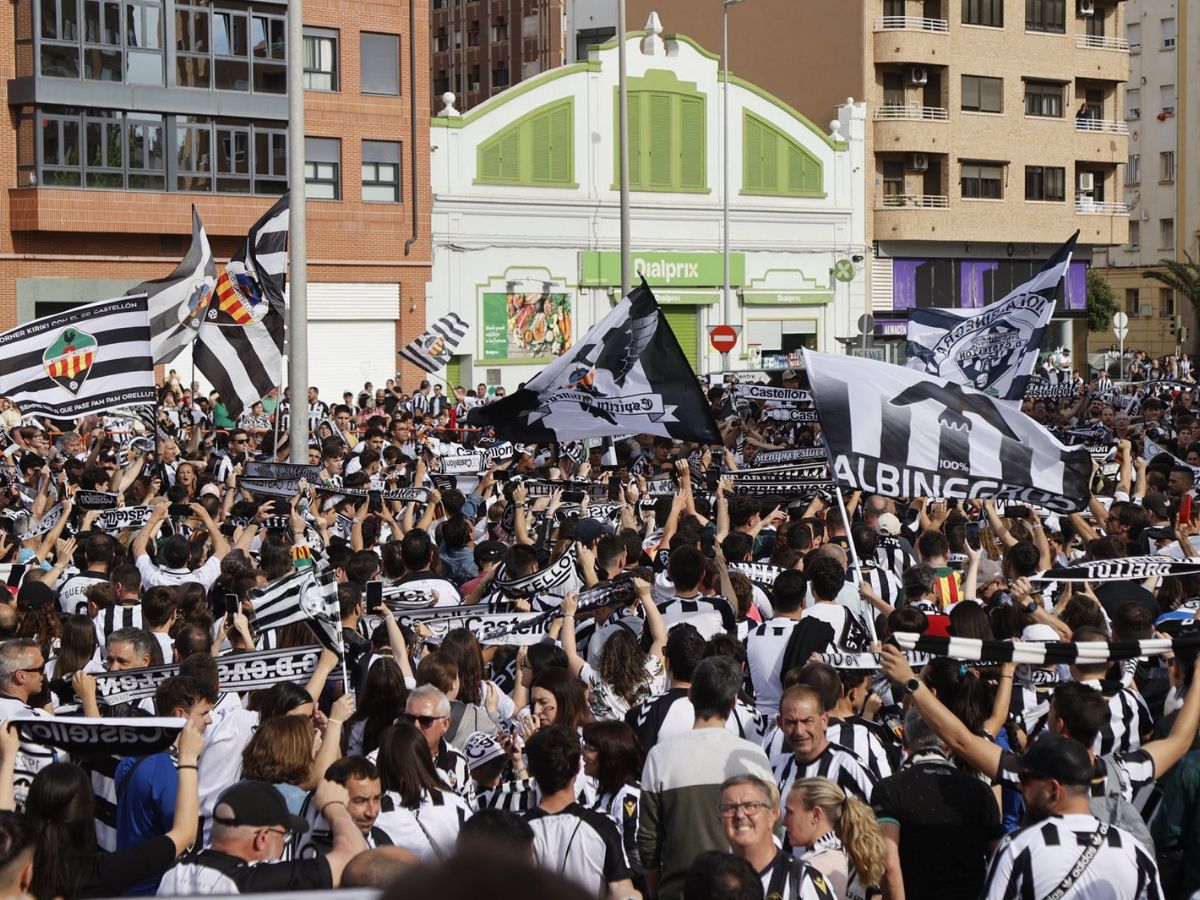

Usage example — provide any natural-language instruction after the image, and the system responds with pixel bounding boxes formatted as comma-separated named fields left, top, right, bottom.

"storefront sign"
left=742, top=291, right=833, bottom=306
left=481, top=291, right=572, bottom=362
left=580, top=251, right=745, bottom=288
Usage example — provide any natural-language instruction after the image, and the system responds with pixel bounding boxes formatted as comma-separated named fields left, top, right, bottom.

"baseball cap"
left=976, top=558, right=1003, bottom=585
left=877, top=513, right=902, bottom=536
left=576, top=518, right=615, bottom=544
left=782, top=368, right=799, bottom=381
left=1020, top=623, right=1060, bottom=642
left=213, top=780, right=310, bottom=833
left=1010, top=735, right=1095, bottom=786
left=474, top=540, right=508, bottom=565
left=462, top=732, right=506, bottom=772
left=199, top=483, right=222, bottom=499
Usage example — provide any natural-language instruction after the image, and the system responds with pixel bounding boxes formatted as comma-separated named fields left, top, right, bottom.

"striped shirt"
left=745, top=617, right=801, bottom=716
left=93, top=603, right=144, bottom=648
left=858, top=562, right=903, bottom=611
left=1080, top=678, right=1152, bottom=756
left=527, top=803, right=632, bottom=895
left=827, top=717, right=898, bottom=781
left=624, top=687, right=768, bottom=752
left=759, top=848, right=837, bottom=900
left=374, top=788, right=470, bottom=862
left=771, top=742, right=878, bottom=807
left=0, top=698, right=59, bottom=810
left=980, top=814, right=1163, bottom=900
left=476, top=778, right=539, bottom=814
left=657, top=594, right=736, bottom=640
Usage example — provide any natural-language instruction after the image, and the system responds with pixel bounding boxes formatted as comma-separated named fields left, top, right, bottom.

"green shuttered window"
left=743, top=111, right=823, bottom=197
left=477, top=99, right=574, bottom=187
left=615, top=81, right=707, bottom=193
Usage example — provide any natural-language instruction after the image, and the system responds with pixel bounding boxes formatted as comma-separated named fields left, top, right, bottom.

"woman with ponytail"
left=783, top=777, right=887, bottom=900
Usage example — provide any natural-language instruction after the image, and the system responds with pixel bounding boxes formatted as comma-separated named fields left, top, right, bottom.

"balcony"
left=877, top=194, right=950, bottom=209
left=873, top=17, right=948, bottom=65
left=1075, top=34, right=1129, bottom=82
left=1075, top=198, right=1129, bottom=215
left=1075, top=116, right=1129, bottom=162
left=1075, top=117, right=1129, bottom=134
left=875, top=104, right=948, bottom=121
left=874, top=105, right=950, bottom=153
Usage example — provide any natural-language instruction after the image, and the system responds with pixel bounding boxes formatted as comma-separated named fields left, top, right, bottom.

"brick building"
left=1, top=0, right=432, bottom=399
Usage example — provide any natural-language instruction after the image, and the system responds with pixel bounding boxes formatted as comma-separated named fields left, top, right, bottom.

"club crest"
left=209, top=267, right=269, bottom=327
left=43, top=327, right=98, bottom=395
left=180, top=277, right=215, bottom=331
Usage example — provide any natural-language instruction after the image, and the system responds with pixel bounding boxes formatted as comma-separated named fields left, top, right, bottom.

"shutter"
left=445, top=357, right=462, bottom=390
left=628, top=92, right=641, bottom=186
left=648, top=93, right=672, bottom=186
left=788, top=144, right=820, bottom=193
left=761, top=126, right=778, bottom=192
left=744, top=116, right=763, bottom=191
left=310, top=321, right=397, bottom=399
left=548, top=102, right=571, bottom=183
left=479, top=142, right=502, bottom=180
left=662, top=306, right=699, bottom=370
left=530, top=111, right=551, bottom=181
left=499, top=131, right=519, bottom=181
left=679, top=96, right=704, bottom=189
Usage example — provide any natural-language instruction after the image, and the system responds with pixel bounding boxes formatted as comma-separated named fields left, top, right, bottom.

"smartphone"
left=965, top=521, right=981, bottom=550
left=1181, top=493, right=1193, bottom=525
left=366, top=580, right=383, bottom=613
left=6, top=563, right=26, bottom=590
left=1006, top=507, right=1031, bottom=520
left=368, top=490, right=383, bottom=514
left=224, top=592, right=239, bottom=624
left=271, top=500, right=290, bottom=516
left=563, top=489, right=586, bottom=504
left=168, top=503, right=193, bottom=518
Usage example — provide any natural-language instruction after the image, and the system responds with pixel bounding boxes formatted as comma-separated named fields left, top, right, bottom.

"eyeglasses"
left=20, top=663, right=45, bottom=674
left=718, top=800, right=771, bottom=818
left=261, top=826, right=293, bottom=845
left=230, top=439, right=247, bottom=445
left=399, top=713, right=448, bottom=728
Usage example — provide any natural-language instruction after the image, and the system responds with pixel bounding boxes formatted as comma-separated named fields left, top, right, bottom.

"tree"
left=1144, top=251, right=1200, bottom=315
left=1086, top=268, right=1120, bottom=333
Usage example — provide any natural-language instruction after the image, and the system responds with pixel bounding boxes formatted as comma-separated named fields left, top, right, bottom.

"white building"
left=428, top=14, right=867, bottom=391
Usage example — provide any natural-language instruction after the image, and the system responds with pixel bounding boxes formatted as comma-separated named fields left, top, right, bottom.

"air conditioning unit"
left=1078, top=0, right=1095, bottom=16
left=909, top=153, right=929, bottom=171
left=908, top=66, right=928, bottom=85
left=1078, top=172, right=1096, bottom=192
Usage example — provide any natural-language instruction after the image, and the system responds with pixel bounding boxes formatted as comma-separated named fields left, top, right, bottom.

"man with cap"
left=464, top=730, right=535, bottom=813
left=980, top=735, right=1163, bottom=899
left=156, top=778, right=367, bottom=894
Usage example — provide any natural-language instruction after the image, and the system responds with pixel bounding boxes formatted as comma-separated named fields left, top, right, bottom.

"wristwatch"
left=905, top=677, right=921, bottom=695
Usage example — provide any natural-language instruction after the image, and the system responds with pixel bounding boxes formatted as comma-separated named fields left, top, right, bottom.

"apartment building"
left=628, top=0, right=1131, bottom=359
left=1091, top=0, right=1195, bottom=359
left=1, top=0, right=432, bottom=397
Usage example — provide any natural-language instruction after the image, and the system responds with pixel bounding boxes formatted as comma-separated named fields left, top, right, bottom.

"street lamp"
left=722, top=0, right=743, bottom=373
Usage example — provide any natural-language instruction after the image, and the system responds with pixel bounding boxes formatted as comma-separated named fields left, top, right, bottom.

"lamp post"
left=286, top=0, right=308, bottom=461
left=722, top=0, right=743, bottom=373
left=618, top=0, right=631, bottom=297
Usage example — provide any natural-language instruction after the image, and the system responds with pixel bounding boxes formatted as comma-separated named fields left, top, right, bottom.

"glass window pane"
left=360, top=32, right=399, bottom=94
left=41, top=44, right=80, bottom=77
left=216, top=57, right=249, bottom=90
left=212, top=11, right=230, bottom=55
left=83, top=48, right=122, bottom=80
left=127, top=50, right=162, bottom=84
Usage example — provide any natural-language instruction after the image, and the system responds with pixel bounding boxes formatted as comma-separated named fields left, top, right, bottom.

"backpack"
left=1090, top=754, right=1154, bottom=854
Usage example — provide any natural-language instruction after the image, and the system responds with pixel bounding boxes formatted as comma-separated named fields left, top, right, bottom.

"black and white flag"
left=398, top=313, right=469, bottom=374
left=905, top=233, right=1077, bottom=402
left=250, top=565, right=342, bottom=653
left=493, top=547, right=581, bottom=600
left=1031, top=556, right=1200, bottom=583
left=0, top=296, right=155, bottom=417
left=467, top=282, right=721, bottom=444
left=804, top=350, right=1092, bottom=513
left=94, top=506, right=155, bottom=534
left=10, top=716, right=185, bottom=756
left=193, top=194, right=288, bottom=417
left=891, top=631, right=1200, bottom=666
left=727, top=462, right=833, bottom=499
left=750, top=447, right=828, bottom=467
left=133, top=206, right=217, bottom=364
left=729, top=561, right=787, bottom=591
left=731, top=383, right=812, bottom=405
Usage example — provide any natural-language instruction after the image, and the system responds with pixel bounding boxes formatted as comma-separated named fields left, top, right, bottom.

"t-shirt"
left=759, top=848, right=837, bottom=900
left=0, top=696, right=59, bottom=808
left=373, top=788, right=470, bottom=861
left=745, top=617, right=800, bottom=716
left=772, top=743, right=877, bottom=807
left=59, top=572, right=108, bottom=616
left=134, top=554, right=222, bottom=590
left=115, top=752, right=180, bottom=895
left=393, top=571, right=462, bottom=606
left=526, top=803, right=632, bottom=895
left=872, top=753, right=1003, bottom=900
left=624, top=687, right=768, bottom=751
left=579, top=656, right=665, bottom=722
left=156, top=848, right=333, bottom=895
left=657, top=594, right=736, bottom=640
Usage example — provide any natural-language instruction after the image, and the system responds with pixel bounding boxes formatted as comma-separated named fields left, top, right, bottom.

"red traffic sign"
left=708, top=324, right=741, bottom=353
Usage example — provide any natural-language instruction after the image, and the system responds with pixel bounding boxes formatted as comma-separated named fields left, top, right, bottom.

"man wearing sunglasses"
left=402, top=685, right=470, bottom=801
left=0, top=639, right=55, bottom=808
left=158, top=778, right=366, bottom=895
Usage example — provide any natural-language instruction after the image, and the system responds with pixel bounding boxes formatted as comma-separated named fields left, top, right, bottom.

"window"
left=176, top=117, right=213, bottom=191
left=252, top=126, right=287, bottom=193
left=361, top=32, right=399, bottom=95
left=883, top=72, right=905, bottom=108
left=1125, top=88, right=1139, bottom=119
left=212, top=9, right=249, bottom=90
left=83, top=109, right=123, bottom=186
left=303, top=28, right=337, bottom=90
left=1162, top=17, right=1176, bottom=49
left=125, top=1, right=163, bottom=84
left=1026, top=0, right=1065, bottom=33
left=962, top=0, right=1003, bottom=27
left=304, top=136, right=340, bottom=199
left=962, top=75, right=1002, bottom=112
left=215, top=123, right=250, bottom=192
left=479, top=99, right=574, bottom=187
left=82, top=0, right=123, bottom=80
left=1024, top=80, right=1063, bottom=117
left=743, top=111, right=823, bottom=196
left=174, top=4, right=283, bottom=93
left=1126, top=288, right=1141, bottom=316
left=615, top=87, right=706, bottom=193
left=1161, top=84, right=1176, bottom=114
left=1126, top=22, right=1140, bottom=49
left=882, top=160, right=905, bottom=196
left=126, top=113, right=164, bottom=189
left=1161, top=218, right=1175, bottom=250
left=1160, top=151, right=1176, bottom=183
left=37, top=0, right=162, bottom=83
left=1125, top=153, right=1140, bottom=184
left=1128, top=220, right=1140, bottom=249
left=175, top=4, right=211, bottom=88
left=40, top=110, right=82, bottom=185
left=250, top=13, right=286, bottom=93
left=961, top=161, right=1003, bottom=198
left=1025, top=165, right=1064, bottom=201
left=1162, top=288, right=1176, bottom=318
left=491, top=65, right=509, bottom=88
left=361, top=140, right=400, bottom=202
left=40, top=0, right=81, bottom=77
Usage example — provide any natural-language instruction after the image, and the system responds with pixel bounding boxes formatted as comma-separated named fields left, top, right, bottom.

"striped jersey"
left=657, top=594, right=736, bottom=640
left=980, top=814, right=1162, bottom=900
left=1079, top=678, right=1152, bottom=756
left=374, top=788, right=470, bottom=862
left=745, top=617, right=800, bottom=716
left=827, top=717, right=899, bottom=781
left=624, top=687, right=768, bottom=751
left=476, top=777, right=539, bottom=814
left=94, top=603, right=144, bottom=648
left=0, top=698, right=59, bottom=810
left=526, top=802, right=632, bottom=896
left=771, top=742, right=878, bottom=807
left=759, top=848, right=837, bottom=900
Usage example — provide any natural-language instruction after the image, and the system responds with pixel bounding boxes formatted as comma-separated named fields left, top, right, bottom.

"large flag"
left=904, top=233, right=1078, bottom=401
left=249, top=564, right=342, bottom=653
left=0, top=296, right=155, bottom=418
left=398, top=313, right=468, bottom=374
left=467, top=282, right=720, bottom=444
left=804, top=350, right=1091, bottom=512
left=193, top=194, right=288, bottom=418
left=132, top=207, right=217, bottom=365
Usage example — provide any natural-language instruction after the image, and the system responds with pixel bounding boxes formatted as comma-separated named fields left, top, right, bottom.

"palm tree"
left=1144, top=251, right=1200, bottom=314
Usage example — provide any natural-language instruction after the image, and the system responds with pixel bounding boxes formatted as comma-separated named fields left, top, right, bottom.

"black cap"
left=474, top=540, right=508, bottom=565
left=213, top=780, right=310, bottom=833
left=16, top=580, right=55, bottom=611
left=1012, top=735, right=1095, bottom=786
left=576, top=518, right=615, bottom=544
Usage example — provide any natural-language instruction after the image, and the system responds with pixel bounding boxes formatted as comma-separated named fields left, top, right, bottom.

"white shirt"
left=374, top=788, right=470, bottom=861
left=135, top=553, right=222, bottom=590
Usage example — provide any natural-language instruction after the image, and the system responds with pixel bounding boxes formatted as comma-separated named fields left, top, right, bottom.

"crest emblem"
left=210, top=268, right=269, bottom=327
left=180, top=278, right=215, bottom=331
left=43, top=327, right=98, bottom=395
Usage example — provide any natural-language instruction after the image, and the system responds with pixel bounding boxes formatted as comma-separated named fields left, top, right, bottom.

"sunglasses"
left=398, top=712, right=447, bottom=728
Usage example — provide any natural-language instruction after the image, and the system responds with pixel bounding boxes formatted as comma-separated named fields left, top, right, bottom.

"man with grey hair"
left=106, top=627, right=162, bottom=672
left=870, top=706, right=1003, bottom=900
left=0, top=639, right=57, bottom=808
left=401, top=685, right=470, bottom=801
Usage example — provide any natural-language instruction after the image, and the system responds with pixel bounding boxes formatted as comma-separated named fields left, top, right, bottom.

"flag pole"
left=286, top=0, right=309, bottom=464
left=834, top=486, right=863, bottom=582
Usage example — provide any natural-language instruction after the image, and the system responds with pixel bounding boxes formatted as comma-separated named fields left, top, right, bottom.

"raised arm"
left=312, top=779, right=369, bottom=886
left=1142, top=654, right=1200, bottom=778
left=304, top=649, right=340, bottom=704
left=164, top=717, right=204, bottom=855
left=559, top=592, right=585, bottom=678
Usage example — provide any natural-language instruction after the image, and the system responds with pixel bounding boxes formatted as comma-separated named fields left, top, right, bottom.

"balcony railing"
left=1076, top=34, right=1129, bottom=51
left=874, top=16, right=949, bottom=32
left=875, top=104, right=949, bottom=120
left=878, top=194, right=950, bottom=209
left=1075, top=198, right=1130, bottom=215
left=1076, top=117, right=1129, bottom=134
